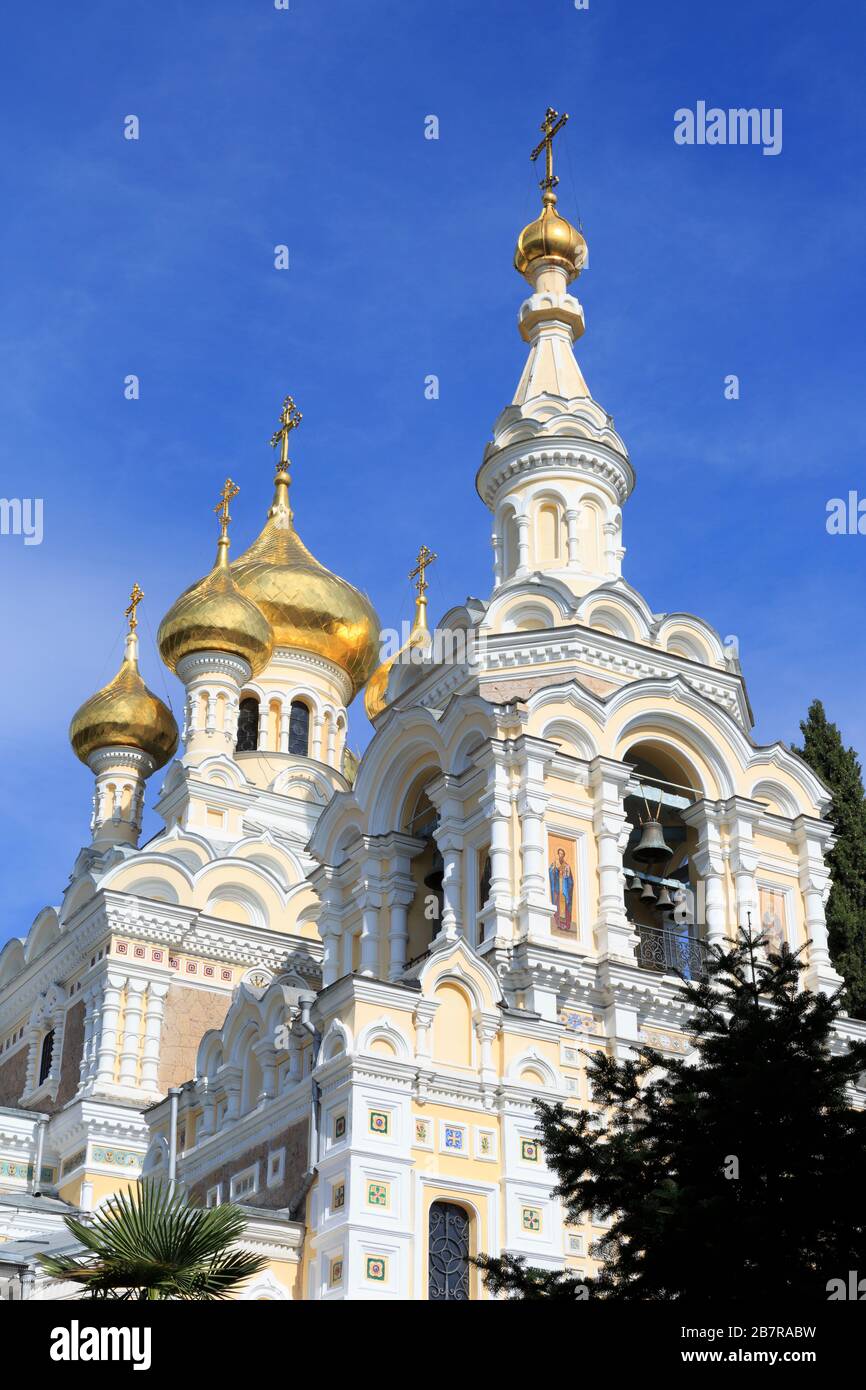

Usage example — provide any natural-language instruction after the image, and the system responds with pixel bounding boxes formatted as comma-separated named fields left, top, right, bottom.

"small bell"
left=423, top=847, right=444, bottom=895
left=640, top=880, right=657, bottom=903
left=656, top=884, right=674, bottom=909
left=632, top=818, right=672, bottom=865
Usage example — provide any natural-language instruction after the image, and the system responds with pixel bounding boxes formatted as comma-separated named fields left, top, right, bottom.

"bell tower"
left=477, top=108, right=635, bottom=598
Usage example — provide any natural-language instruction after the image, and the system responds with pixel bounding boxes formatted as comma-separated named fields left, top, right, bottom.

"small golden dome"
left=514, top=190, right=587, bottom=282
left=158, top=533, right=274, bottom=675
left=231, top=468, right=380, bottom=700
left=365, top=546, right=435, bottom=721
left=70, top=631, right=178, bottom=769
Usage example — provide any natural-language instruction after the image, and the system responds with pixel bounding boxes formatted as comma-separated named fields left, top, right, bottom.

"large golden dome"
left=70, top=630, right=178, bottom=769
left=230, top=466, right=380, bottom=700
left=158, top=523, right=274, bottom=676
left=514, top=189, right=587, bottom=283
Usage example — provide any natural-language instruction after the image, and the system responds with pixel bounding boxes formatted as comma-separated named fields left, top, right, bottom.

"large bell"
left=632, top=818, right=672, bottom=865
left=640, top=880, right=657, bottom=903
left=423, top=847, right=444, bottom=895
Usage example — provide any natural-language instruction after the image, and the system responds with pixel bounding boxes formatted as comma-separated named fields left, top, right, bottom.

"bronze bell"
left=423, top=847, right=444, bottom=895
left=656, top=884, right=674, bottom=909
left=632, top=818, right=672, bottom=865
left=640, top=879, right=657, bottom=903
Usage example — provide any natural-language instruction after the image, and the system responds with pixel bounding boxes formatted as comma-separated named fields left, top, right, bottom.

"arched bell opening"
left=236, top=696, right=260, bottom=753
left=621, top=743, right=704, bottom=977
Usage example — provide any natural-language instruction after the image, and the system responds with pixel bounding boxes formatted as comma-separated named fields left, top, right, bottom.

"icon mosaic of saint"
left=549, top=840, right=575, bottom=933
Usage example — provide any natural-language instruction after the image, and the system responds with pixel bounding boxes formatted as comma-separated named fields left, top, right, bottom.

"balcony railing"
left=635, top=924, right=709, bottom=981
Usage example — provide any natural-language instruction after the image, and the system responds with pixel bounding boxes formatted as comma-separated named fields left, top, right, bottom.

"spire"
left=213, top=477, right=240, bottom=568
left=513, top=108, right=590, bottom=403
left=123, top=581, right=144, bottom=664
left=364, top=546, right=436, bottom=720
left=268, top=394, right=303, bottom=519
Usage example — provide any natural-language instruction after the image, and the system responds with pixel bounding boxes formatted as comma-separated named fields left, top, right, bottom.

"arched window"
left=236, top=697, right=260, bottom=752
left=428, top=1201, right=470, bottom=1300
left=288, top=700, right=310, bottom=756
left=38, top=1029, right=55, bottom=1086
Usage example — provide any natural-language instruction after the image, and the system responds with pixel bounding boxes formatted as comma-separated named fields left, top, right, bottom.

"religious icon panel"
left=548, top=833, right=577, bottom=935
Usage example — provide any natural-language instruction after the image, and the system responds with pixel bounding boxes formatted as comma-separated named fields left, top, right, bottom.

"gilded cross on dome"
left=270, top=395, right=303, bottom=468
left=125, top=582, right=144, bottom=633
left=409, top=544, right=437, bottom=596
left=531, top=107, right=569, bottom=192
left=214, top=477, right=240, bottom=537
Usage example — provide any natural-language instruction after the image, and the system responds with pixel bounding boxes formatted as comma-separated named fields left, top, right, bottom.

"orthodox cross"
left=409, top=544, right=437, bottom=597
left=125, top=582, right=144, bottom=632
left=214, top=477, right=240, bottom=537
left=270, top=395, right=303, bottom=467
left=530, top=107, right=569, bottom=192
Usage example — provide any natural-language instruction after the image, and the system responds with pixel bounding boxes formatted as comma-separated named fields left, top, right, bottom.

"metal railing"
left=635, top=924, right=709, bottom=981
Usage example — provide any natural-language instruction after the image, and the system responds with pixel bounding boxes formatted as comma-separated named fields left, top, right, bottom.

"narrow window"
left=38, top=1029, right=55, bottom=1086
left=288, top=700, right=310, bottom=756
left=236, top=697, right=260, bottom=752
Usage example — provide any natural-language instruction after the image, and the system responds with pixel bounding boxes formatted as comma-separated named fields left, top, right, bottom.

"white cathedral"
left=1, top=111, right=863, bottom=1301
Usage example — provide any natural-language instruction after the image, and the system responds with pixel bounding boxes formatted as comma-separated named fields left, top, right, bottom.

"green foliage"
left=794, top=698, right=866, bottom=1018
left=38, top=1179, right=267, bottom=1300
left=476, top=931, right=866, bottom=1300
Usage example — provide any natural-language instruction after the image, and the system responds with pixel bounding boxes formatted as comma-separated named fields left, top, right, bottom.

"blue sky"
left=1, top=0, right=865, bottom=945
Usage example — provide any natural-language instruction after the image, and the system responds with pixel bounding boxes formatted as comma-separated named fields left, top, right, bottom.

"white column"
left=118, top=977, right=146, bottom=1089
left=793, top=816, right=844, bottom=995
left=565, top=508, right=580, bottom=566
left=429, top=776, right=466, bottom=944
left=682, top=800, right=728, bottom=950
left=477, top=743, right=516, bottom=946
left=257, top=704, right=269, bottom=751
left=725, top=798, right=762, bottom=935
left=77, top=984, right=97, bottom=1093
left=253, top=1039, right=277, bottom=1102
left=589, top=756, right=637, bottom=960
left=492, top=530, right=503, bottom=588
left=516, top=515, right=530, bottom=575
left=279, top=707, right=290, bottom=753
left=386, top=890, right=412, bottom=981
left=312, top=716, right=323, bottom=760
left=515, top=739, right=556, bottom=943
left=94, top=975, right=125, bottom=1089
left=140, top=981, right=169, bottom=1094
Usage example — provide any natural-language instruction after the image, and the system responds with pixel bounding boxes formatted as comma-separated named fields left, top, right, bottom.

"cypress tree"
left=794, top=699, right=866, bottom=1019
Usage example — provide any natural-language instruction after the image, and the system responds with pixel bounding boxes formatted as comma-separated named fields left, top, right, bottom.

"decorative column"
left=94, top=974, right=125, bottom=1090
left=253, top=1038, right=278, bottom=1102
left=354, top=843, right=386, bottom=978
left=312, top=715, right=323, bottom=760
left=515, top=738, right=556, bottom=943
left=516, top=515, right=531, bottom=575
left=118, top=977, right=147, bottom=1089
left=793, top=816, right=844, bottom=996
left=724, top=798, right=762, bottom=934
left=589, top=756, right=637, bottom=961
left=378, top=834, right=424, bottom=980
left=413, top=999, right=438, bottom=1104
left=221, top=1064, right=243, bottom=1123
left=428, top=775, right=467, bottom=945
left=473, top=1011, right=500, bottom=1107
left=492, top=530, right=503, bottom=588
left=565, top=508, right=580, bottom=566
left=681, top=799, right=728, bottom=950
left=77, top=982, right=98, bottom=1093
left=477, top=742, right=516, bottom=945
left=89, top=748, right=155, bottom=849
left=279, top=707, right=290, bottom=753
left=257, top=703, right=269, bottom=751
left=310, top=866, right=345, bottom=989
left=140, top=981, right=169, bottom=1095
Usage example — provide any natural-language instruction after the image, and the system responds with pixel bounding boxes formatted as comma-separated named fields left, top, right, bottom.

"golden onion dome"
left=70, top=628, right=178, bottom=770
left=514, top=189, right=587, bottom=283
left=230, top=465, right=380, bottom=700
left=157, top=523, right=274, bottom=676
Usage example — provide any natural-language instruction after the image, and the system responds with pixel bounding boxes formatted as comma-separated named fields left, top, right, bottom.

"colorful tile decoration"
left=479, top=1132, right=494, bottom=1156
left=414, top=1117, right=430, bottom=1146
left=334, top=1113, right=347, bottom=1140
left=329, top=1257, right=343, bottom=1287
left=366, top=1256, right=387, bottom=1282
left=332, top=1182, right=345, bottom=1211
left=369, top=1109, right=390, bottom=1136
left=367, top=1181, right=389, bottom=1208
left=522, top=1206, right=542, bottom=1233
left=92, top=1147, right=142, bottom=1169
left=444, top=1125, right=465, bottom=1152
left=521, top=1138, right=540, bottom=1163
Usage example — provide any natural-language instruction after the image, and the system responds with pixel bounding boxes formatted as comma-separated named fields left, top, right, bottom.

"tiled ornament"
left=521, top=1206, right=542, bottom=1233
left=520, top=1138, right=540, bottom=1162
left=367, top=1181, right=390, bottom=1208
left=366, top=1256, right=387, bottom=1282
left=369, top=1110, right=390, bottom=1136
left=443, top=1124, right=465, bottom=1152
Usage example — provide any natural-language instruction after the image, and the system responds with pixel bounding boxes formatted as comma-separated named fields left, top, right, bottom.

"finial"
left=530, top=107, right=569, bottom=198
left=125, top=582, right=144, bottom=633
left=270, top=394, right=302, bottom=470
left=214, top=478, right=240, bottom=538
left=409, top=545, right=437, bottom=598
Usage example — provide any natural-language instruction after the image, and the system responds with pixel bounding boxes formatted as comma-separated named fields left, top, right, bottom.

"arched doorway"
left=428, top=1200, right=470, bottom=1300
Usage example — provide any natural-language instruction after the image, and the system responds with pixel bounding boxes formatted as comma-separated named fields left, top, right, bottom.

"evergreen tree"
left=476, top=932, right=866, bottom=1301
left=794, top=699, right=866, bottom=1018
